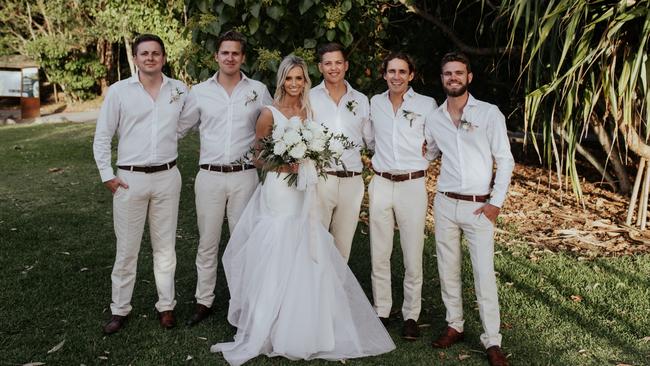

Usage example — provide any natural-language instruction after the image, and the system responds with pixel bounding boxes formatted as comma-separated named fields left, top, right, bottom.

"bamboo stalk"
left=626, top=158, right=645, bottom=225
left=639, top=164, right=650, bottom=230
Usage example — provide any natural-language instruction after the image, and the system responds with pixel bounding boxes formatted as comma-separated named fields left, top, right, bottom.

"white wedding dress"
left=211, top=106, right=395, bottom=365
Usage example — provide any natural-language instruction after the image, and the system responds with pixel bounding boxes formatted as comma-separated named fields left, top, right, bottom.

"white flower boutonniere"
left=460, top=119, right=478, bottom=132
left=345, top=100, right=358, bottom=115
left=245, top=90, right=258, bottom=106
left=402, top=109, right=422, bottom=127
left=169, top=87, right=184, bottom=104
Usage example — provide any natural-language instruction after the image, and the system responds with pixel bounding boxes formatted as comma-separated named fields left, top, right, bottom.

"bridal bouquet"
left=254, top=116, right=356, bottom=186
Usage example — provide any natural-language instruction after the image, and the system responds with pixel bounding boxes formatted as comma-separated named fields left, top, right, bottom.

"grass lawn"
left=0, top=122, right=649, bottom=366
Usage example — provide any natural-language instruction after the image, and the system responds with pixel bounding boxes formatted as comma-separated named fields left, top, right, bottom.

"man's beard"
left=443, top=83, right=467, bottom=97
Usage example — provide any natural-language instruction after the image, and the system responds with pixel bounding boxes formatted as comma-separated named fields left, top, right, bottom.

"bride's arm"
left=254, top=109, right=274, bottom=169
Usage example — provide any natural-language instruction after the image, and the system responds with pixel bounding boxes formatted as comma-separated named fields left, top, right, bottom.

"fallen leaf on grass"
left=47, top=340, right=65, bottom=354
left=48, top=168, right=62, bottom=173
left=437, top=352, right=446, bottom=360
left=185, top=355, right=192, bottom=361
left=79, top=268, right=89, bottom=272
left=570, top=295, right=583, bottom=302
left=458, top=354, right=470, bottom=360
left=22, top=363, right=45, bottom=366
left=615, top=363, right=633, bottom=366
left=59, top=252, right=70, bottom=255
left=640, top=336, right=650, bottom=342
left=98, top=356, right=108, bottom=360
left=197, top=336, right=207, bottom=340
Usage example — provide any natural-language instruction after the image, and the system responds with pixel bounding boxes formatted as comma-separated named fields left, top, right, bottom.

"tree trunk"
left=592, top=118, right=631, bottom=194
left=97, top=39, right=114, bottom=96
left=124, top=36, right=136, bottom=77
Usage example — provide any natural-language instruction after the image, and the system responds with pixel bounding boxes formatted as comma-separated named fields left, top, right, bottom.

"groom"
left=425, top=52, right=514, bottom=366
left=178, top=30, right=272, bottom=326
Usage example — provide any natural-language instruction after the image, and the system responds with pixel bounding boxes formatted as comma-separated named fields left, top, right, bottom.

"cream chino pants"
left=317, top=174, right=364, bottom=262
left=111, top=167, right=181, bottom=316
left=194, top=169, right=258, bottom=307
left=369, top=175, right=427, bottom=321
left=434, top=193, right=502, bottom=348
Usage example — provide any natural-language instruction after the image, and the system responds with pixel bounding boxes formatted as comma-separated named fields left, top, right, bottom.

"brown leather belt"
left=440, top=192, right=490, bottom=202
left=373, top=169, right=426, bottom=182
left=327, top=171, right=362, bottom=178
left=118, top=160, right=176, bottom=173
left=200, top=164, right=256, bottom=173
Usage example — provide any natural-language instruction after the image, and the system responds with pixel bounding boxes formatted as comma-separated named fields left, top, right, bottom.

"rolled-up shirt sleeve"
left=424, top=114, right=441, bottom=161
left=486, top=106, right=514, bottom=207
left=93, top=86, right=120, bottom=182
left=177, top=86, right=200, bottom=139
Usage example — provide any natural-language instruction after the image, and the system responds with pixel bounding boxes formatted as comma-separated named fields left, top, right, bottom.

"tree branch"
left=397, top=0, right=518, bottom=56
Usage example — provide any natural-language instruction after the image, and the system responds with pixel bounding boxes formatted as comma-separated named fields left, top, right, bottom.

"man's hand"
left=104, top=177, right=129, bottom=194
left=473, top=203, right=500, bottom=224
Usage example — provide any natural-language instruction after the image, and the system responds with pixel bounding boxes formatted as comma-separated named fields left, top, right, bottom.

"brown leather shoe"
left=158, top=310, right=176, bottom=329
left=102, top=315, right=127, bottom=335
left=486, top=346, right=509, bottom=366
left=431, top=326, right=464, bottom=348
left=402, top=319, right=420, bottom=340
left=186, top=304, right=212, bottom=326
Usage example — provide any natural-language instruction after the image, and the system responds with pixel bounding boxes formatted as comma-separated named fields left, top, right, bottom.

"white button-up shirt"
left=369, top=88, right=437, bottom=173
left=93, top=74, right=190, bottom=182
left=178, top=72, right=272, bottom=165
left=310, top=80, right=371, bottom=172
left=425, top=94, right=514, bottom=207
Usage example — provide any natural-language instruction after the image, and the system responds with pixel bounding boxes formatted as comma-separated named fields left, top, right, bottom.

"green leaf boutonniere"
left=245, top=90, right=258, bottom=106
left=402, top=109, right=422, bottom=127
left=345, top=100, right=358, bottom=115
left=169, top=87, right=184, bottom=104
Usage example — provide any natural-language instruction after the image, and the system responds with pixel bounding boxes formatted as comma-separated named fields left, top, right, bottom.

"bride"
left=210, top=55, right=395, bottom=365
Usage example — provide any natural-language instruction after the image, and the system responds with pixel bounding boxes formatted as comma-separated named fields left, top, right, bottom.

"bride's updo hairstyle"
left=274, top=55, right=313, bottom=119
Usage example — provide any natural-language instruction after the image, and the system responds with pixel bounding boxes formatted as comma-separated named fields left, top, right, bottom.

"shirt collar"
left=128, top=72, right=169, bottom=86
left=211, top=71, right=249, bottom=86
left=313, top=80, right=352, bottom=96
left=438, top=93, right=477, bottom=112
left=382, top=86, right=414, bottom=99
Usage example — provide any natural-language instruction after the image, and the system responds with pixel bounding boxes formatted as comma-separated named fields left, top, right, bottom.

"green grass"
left=0, top=122, right=649, bottom=366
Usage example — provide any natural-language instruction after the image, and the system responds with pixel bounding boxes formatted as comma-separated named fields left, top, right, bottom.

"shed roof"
left=0, top=55, right=39, bottom=69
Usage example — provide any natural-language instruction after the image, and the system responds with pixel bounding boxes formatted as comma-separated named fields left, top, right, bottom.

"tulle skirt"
left=210, top=173, right=395, bottom=365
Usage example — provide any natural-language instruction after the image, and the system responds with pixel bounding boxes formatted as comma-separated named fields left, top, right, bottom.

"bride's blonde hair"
left=274, top=55, right=313, bottom=119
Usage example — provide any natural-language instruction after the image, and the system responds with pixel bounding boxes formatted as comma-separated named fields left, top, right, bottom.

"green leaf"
left=250, top=3, right=261, bottom=18
left=340, top=32, right=353, bottom=47
left=248, top=17, right=259, bottom=35
left=326, top=29, right=336, bottom=41
left=338, top=20, right=350, bottom=33
left=266, top=6, right=284, bottom=21
left=341, top=0, right=352, bottom=12
left=299, top=0, right=314, bottom=14
left=223, top=0, right=236, bottom=7
left=303, top=38, right=317, bottom=48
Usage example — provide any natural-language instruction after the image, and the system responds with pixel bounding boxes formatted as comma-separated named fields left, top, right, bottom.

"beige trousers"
left=434, top=193, right=502, bottom=348
left=317, top=174, right=364, bottom=262
left=369, top=175, right=427, bottom=321
left=111, top=167, right=181, bottom=316
left=193, top=169, right=258, bottom=307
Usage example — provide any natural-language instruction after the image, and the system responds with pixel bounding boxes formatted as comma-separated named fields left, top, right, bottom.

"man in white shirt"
left=94, top=34, right=191, bottom=334
left=368, top=52, right=437, bottom=340
left=310, top=43, right=371, bottom=262
left=425, top=52, right=514, bottom=366
left=178, top=30, right=272, bottom=326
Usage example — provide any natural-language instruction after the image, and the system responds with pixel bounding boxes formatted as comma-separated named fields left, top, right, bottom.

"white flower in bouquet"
left=282, top=129, right=302, bottom=145
left=308, top=137, right=326, bottom=152
left=289, top=142, right=307, bottom=159
left=272, top=125, right=285, bottom=140
left=305, top=120, right=321, bottom=132
left=273, top=140, right=288, bottom=155
left=329, top=138, right=345, bottom=156
left=301, top=128, right=314, bottom=142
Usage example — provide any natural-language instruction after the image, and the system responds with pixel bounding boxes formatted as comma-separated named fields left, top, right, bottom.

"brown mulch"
left=423, top=161, right=650, bottom=257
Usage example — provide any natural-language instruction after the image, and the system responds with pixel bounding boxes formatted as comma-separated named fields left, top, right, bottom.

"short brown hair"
left=317, top=43, right=347, bottom=62
left=440, top=52, right=471, bottom=73
left=381, top=52, right=415, bottom=76
left=133, top=34, right=166, bottom=56
left=217, top=30, right=247, bottom=54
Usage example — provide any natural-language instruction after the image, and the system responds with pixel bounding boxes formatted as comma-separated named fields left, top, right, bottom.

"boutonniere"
left=169, top=87, right=184, bottom=104
left=460, top=119, right=478, bottom=131
left=402, top=109, right=421, bottom=127
left=245, top=90, right=258, bottom=106
left=345, top=100, right=358, bottom=115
